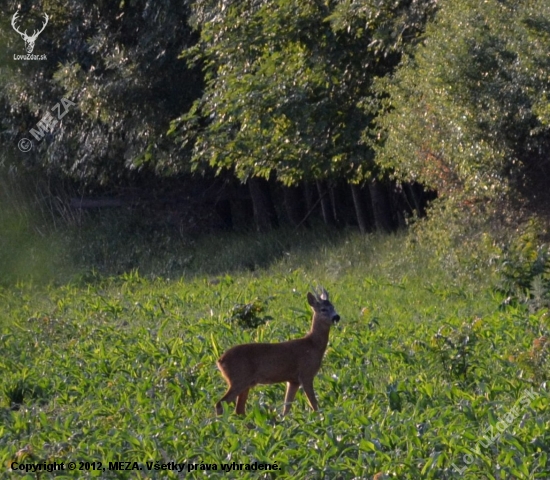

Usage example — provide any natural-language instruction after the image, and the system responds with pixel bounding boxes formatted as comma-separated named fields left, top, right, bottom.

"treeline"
left=1, top=0, right=549, bottom=233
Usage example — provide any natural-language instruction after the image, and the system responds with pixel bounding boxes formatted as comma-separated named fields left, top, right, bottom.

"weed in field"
left=226, top=298, right=274, bottom=329
left=431, top=319, right=481, bottom=381
left=513, top=335, right=550, bottom=385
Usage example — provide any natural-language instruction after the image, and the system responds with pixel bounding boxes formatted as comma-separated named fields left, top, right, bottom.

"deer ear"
left=307, top=292, right=317, bottom=307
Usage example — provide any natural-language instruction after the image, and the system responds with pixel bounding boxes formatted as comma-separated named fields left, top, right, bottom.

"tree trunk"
left=214, top=199, right=233, bottom=230
left=396, top=191, right=407, bottom=228
left=329, top=181, right=352, bottom=226
left=405, top=182, right=435, bottom=217
left=247, top=177, right=279, bottom=232
left=303, top=181, right=319, bottom=225
left=350, top=183, right=374, bottom=234
left=316, top=180, right=336, bottom=226
left=283, top=184, right=306, bottom=227
left=404, top=183, right=422, bottom=217
left=369, top=179, right=395, bottom=233
left=329, top=184, right=339, bottom=225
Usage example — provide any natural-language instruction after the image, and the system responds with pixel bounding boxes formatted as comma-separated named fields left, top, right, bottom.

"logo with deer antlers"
left=11, top=11, right=49, bottom=54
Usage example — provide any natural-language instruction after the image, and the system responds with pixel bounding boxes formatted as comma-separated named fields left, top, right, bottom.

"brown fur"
left=215, top=289, right=340, bottom=415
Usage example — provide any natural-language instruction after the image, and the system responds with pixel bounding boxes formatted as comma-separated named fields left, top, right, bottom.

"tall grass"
left=2, top=211, right=548, bottom=478
left=1, top=175, right=548, bottom=477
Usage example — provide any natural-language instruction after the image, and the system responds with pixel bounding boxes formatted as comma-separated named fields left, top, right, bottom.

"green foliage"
left=227, top=298, right=274, bottom=329
left=497, top=220, right=550, bottom=303
left=174, top=0, right=436, bottom=184
left=514, top=333, right=550, bottom=385
left=0, top=167, right=65, bottom=285
left=374, top=0, right=550, bottom=206
left=65, top=213, right=375, bottom=281
left=386, top=381, right=404, bottom=412
left=2, top=0, right=200, bottom=184
left=1, top=231, right=549, bottom=478
left=327, top=0, right=438, bottom=58
left=431, top=319, right=481, bottom=380
left=3, top=374, right=50, bottom=410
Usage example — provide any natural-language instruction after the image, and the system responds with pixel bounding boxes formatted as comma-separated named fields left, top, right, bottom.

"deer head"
left=12, top=11, right=49, bottom=54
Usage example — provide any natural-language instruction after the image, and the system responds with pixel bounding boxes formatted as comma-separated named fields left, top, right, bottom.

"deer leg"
left=216, top=390, right=234, bottom=415
left=235, top=388, right=250, bottom=415
left=301, top=378, right=319, bottom=412
left=283, top=382, right=300, bottom=415
left=216, top=385, right=243, bottom=415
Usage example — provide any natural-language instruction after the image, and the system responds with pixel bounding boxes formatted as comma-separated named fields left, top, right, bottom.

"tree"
left=373, top=0, right=550, bottom=212
left=171, top=0, right=437, bottom=229
left=1, top=0, right=439, bottom=234
left=1, top=0, right=201, bottom=186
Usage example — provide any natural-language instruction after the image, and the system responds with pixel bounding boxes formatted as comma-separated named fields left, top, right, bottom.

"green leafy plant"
left=226, top=298, right=273, bottom=329
left=515, top=335, right=550, bottom=384
left=431, top=319, right=481, bottom=380
left=3, top=375, right=49, bottom=410
left=497, top=220, right=550, bottom=307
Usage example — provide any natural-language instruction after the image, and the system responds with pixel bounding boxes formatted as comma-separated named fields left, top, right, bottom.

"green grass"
left=1, top=230, right=549, bottom=479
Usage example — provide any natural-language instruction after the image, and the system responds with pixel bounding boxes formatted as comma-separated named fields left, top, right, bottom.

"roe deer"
left=215, top=288, right=340, bottom=415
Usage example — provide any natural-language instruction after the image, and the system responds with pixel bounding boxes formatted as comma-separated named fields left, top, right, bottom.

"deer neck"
left=306, top=316, right=331, bottom=351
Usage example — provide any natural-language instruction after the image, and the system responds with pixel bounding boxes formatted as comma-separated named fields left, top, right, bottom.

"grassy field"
left=1, top=230, right=549, bottom=479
